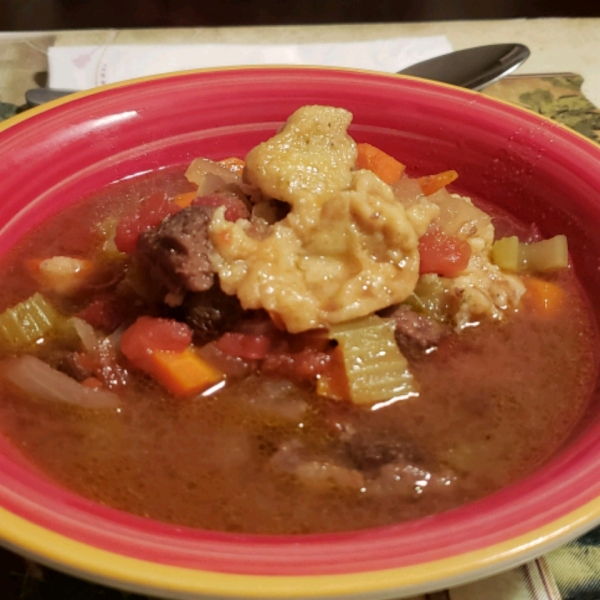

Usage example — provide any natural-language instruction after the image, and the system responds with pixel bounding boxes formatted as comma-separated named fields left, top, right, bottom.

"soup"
left=0, top=106, right=595, bottom=534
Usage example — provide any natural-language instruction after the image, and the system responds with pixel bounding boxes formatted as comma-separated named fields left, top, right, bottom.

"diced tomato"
left=418, top=228, right=472, bottom=278
left=120, top=316, right=192, bottom=371
left=293, top=349, right=332, bottom=379
left=262, top=349, right=331, bottom=381
left=198, top=342, right=257, bottom=379
left=81, top=377, right=103, bottom=389
left=235, top=315, right=282, bottom=338
left=74, top=338, right=129, bottom=389
left=76, top=295, right=127, bottom=334
left=216, top=332, right=272, bottom=360
left=193, top=194, right=250, bottom=222
left=114, top=192, right=181, bottom=254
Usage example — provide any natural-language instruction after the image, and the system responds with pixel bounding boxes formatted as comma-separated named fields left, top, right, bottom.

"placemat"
left=0, top=73, right=598, bottom=600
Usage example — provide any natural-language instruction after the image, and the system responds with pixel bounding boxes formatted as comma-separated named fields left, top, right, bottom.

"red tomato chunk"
left=418, top=228, right=472, bottom=278
left=193, top=194, right=250, bottom=222
left=115, top=192, right=181, bottom=254
left=216, top=332, right=272, bottom=360
left=262, top=349, right=331, bottom=381
left=120, top=316, right=192, bottom=371
left=77, top=294, right=128, bottom=334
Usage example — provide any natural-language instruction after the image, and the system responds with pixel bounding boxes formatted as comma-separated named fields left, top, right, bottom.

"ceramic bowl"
left=0, top=67, right=599, bottom=600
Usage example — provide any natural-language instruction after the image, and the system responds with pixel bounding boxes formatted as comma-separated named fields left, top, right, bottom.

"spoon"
left=24, top=43, right=530, bottom=107
left=397, top=43, right=530, bottom=90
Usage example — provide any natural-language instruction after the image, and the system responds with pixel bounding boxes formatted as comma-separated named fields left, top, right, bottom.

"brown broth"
left=0, top=170, right=596, bottom=535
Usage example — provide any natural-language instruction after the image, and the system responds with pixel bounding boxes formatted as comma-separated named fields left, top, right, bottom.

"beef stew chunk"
left=175, top=285, right=244, bottom=345
left=387, top=304, right=449, bottom=356
left=136, top=205, right=216, bottom=295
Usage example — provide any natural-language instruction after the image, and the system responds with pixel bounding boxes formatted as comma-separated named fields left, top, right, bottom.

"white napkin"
left=48, top=36, right=452, bottom=91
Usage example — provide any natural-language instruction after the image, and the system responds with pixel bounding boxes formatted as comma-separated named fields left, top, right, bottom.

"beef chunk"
left=174, top=285, right=244, bottom=345
left=345, top=435, right=413, bottom=472
left=388, top=305, right=448, bottom=355
left=136, top=205, right=215, bottom=295
left=270, top=440, right=365, bottom=492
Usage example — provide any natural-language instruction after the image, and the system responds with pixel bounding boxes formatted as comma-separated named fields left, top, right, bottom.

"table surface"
left=2, top=18, right=600, bottom=106
left=1, top=17, right=600, bottom=600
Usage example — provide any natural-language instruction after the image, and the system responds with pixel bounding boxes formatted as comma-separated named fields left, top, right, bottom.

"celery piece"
left=329, top=315, right=418, bottom=405
left=404, top=275, right=452, bottom=323
left=0, top=293, right=63, bottom=352
left=492, top=235, right=569, bottom=273
left=491, top=236, right=519, bottom=271
left=519, top=235, right=569, bottom=272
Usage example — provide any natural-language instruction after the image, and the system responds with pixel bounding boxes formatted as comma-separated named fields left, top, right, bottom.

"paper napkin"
left=48, top=36, right=452, bottom=90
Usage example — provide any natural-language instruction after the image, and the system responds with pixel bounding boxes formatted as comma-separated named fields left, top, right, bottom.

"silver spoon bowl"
left=397, top=43, right=530, bottom=90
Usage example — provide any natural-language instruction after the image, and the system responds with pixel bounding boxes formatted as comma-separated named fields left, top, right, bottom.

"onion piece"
left=0, top=355, right=120, bottom=409
left=185, top=158, right=241, bottom=189
left=70, top=316, right=99, bottom=353
left=184, top=157, right=262, bottom=202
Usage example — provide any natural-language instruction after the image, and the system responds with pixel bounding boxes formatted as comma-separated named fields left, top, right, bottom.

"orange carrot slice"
left=356, top=143, right=406, bottom=184
left=523, top=277, right=565, bottom=317
left=172, top=191, right=197, bottom=208
left=219, top=157, right=246, bottom=174
left=418, top=170, right=459, bottom=196
left=316, top=347, right=350, bottom=401
left=147, top=348, right=224, bottom=397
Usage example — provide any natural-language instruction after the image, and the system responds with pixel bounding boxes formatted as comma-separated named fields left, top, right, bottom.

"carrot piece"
left=355, top=143, right=406, bottom=184
left=146, top=348, right=224, bottom=397
left=523, top=277, right=565, bottom=317
left=120, top=317, right=222, bottom=396
left=219, top=157, right=246, bottom=174
left=172, top=191, right=197, bottom=208
left=316, top=347, right=350, bottom=401
left=418, top=170, right=459, bottom=196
